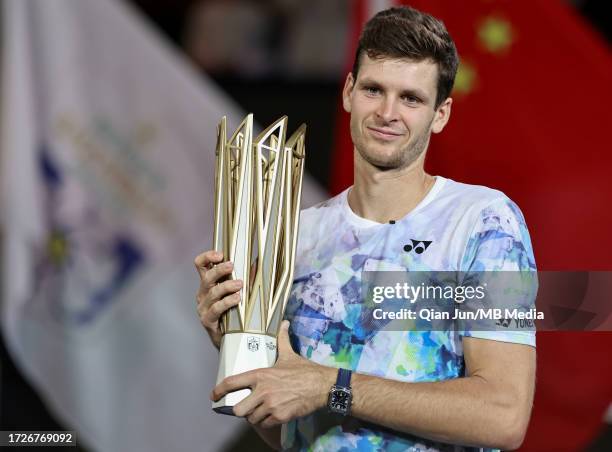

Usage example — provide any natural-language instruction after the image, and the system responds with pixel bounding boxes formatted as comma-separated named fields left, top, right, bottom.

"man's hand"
left=210, top=320, right=336, bottom=428
left=194, top=250, right=242, bottom=349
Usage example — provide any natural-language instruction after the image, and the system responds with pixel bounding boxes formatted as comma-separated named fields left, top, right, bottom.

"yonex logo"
left=496, top=318, right=512, bottom=328
left=403, top=239, right=432, bottom=254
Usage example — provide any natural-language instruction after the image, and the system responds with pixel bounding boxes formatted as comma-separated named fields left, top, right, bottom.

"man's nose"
left=375, top=96, right=398, bottom=122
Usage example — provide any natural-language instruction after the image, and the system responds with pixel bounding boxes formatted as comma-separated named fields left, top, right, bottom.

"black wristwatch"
left=327, top=368, right=352, bottom=416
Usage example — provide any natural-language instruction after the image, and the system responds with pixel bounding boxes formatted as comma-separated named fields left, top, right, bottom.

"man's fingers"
left=233, top=390, right=264, bottom=418
left=276, top=320, right=293, bottom=357
left=197, top=279, right=242, bottom=328
left=210, top=371, right=256, bottom=402
left=260, top=415, right=280, bottom=429
left=245, top=404, right=269, bottom=424
left=208, top=279, right=242, bottom=304
left=194, top=250, right=223, bottom=278
left=206, top=293, right=241, bottom=323
left=201, top=261, right=233, bottom=290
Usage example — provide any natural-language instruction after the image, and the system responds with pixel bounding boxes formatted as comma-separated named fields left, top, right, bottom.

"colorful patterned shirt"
left=282, top=176, right=536, bottom=452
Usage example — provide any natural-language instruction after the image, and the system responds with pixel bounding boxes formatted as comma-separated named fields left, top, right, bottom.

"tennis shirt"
left=282, top=176, right=536, bottom=452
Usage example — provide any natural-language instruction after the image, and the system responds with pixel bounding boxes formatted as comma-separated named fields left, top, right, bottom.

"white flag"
left=0, top=0, right=325, bottom=451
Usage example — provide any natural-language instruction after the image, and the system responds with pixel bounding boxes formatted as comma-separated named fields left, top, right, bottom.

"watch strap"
left=336, top=368, right=352, bottom=388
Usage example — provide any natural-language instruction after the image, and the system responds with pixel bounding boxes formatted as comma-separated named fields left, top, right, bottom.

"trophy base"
left=212, top=332, right=277, bottom=415
left=212, top=405, right=236, bottom=416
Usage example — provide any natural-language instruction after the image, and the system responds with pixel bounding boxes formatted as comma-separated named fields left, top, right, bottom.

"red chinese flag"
left=331, top=1, right=612, bottom=450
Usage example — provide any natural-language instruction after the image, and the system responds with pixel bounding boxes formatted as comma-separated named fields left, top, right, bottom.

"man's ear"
left=342, top=73, right=355, bottom=113
left=431, top=97, right=452, bottom=134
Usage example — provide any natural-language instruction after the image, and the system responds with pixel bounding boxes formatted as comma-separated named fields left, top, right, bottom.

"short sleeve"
left=460, top=197, right=537, bottom=346
left=461, top=197, right=536, bottom=272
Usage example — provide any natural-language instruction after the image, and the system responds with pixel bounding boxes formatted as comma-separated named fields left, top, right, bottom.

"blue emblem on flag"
left=33, top=146, right=145, bottom=326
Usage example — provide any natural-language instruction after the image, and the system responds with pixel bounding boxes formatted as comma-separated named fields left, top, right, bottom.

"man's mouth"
left=367, top=126, right=404, bottom=140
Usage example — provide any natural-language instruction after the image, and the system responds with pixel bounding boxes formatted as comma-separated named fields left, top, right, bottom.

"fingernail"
left=233, top=280, right=243, bottom=288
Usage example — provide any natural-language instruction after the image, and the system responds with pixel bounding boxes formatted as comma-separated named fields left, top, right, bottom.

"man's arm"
left=349, top=337, right=535, bottom=450
left=213, top=328, right=535, bottom=451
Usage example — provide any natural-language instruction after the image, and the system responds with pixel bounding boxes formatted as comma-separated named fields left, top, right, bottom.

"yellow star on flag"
left=453, top=60, right=477, bottom=97
left=478, top=16, right=514, bottom=54
left=47, top=230, right=70, bottom=267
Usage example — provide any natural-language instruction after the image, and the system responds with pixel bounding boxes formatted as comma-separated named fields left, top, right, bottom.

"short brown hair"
left=352, top=6, right=459, bottom=109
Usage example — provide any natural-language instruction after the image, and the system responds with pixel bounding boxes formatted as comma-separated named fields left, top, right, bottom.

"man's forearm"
left=350, top=372, right=531, bottom=450
left=216, top=332, right=534, bottom=450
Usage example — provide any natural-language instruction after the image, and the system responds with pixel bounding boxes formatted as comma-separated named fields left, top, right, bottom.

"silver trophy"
left=212, top=114, right=306, bottom=414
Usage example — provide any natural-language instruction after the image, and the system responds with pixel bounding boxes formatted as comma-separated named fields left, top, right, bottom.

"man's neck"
left=347, top=150, right=435, bottom=224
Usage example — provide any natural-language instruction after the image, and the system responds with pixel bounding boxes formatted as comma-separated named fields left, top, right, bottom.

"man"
left=195, top=6, right=536, bottom=451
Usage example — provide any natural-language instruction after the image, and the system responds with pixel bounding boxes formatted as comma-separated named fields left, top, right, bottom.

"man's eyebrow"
left=399, top=88, right=429, bottom=101
left=357, top=78, right=429, bottom=101
left=357, top=78, right=381, bottom=87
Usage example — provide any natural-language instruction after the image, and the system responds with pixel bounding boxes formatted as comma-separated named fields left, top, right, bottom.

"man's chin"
left=361, top=154, right=404, bottom=170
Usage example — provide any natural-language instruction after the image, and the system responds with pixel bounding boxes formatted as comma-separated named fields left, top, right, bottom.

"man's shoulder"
left=299, top=189, right=347, bottom=219
left=438, top=177, right=510, bottom=208
left=432, top=177, right=528, bottom=237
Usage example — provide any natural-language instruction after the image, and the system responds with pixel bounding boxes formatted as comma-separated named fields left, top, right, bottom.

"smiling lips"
left=367, top=126, right=405, bottom=141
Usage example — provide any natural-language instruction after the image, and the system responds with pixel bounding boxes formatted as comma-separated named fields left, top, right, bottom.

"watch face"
left=331, top=391, right=349, bottom=406
left=329, top=387, right=352, bottom=414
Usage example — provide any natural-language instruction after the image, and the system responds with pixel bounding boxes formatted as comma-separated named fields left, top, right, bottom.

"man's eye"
left=365, top=87, right=380, bottom=95
left=402, top=96, right=420, bottom=104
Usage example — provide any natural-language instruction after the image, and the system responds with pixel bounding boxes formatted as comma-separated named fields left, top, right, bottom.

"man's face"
left=342, top=54, right=451, bottom=170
